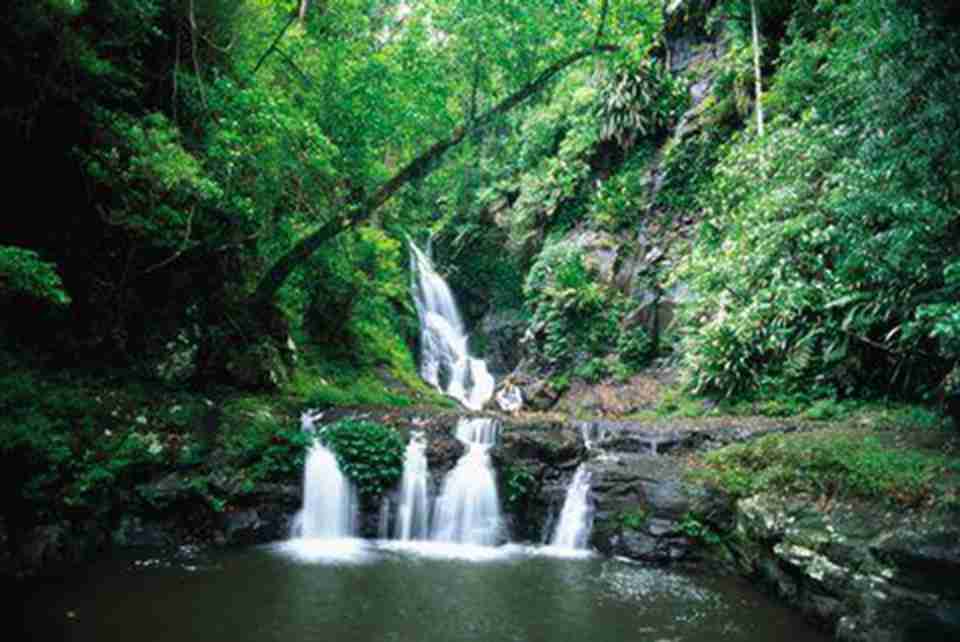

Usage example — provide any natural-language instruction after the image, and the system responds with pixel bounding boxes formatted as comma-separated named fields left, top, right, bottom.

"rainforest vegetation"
left=1, top=0, right=959, bottom=578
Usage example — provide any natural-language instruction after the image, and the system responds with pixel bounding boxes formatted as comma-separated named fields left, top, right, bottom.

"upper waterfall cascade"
left=409, top=241, right=495, bottom=411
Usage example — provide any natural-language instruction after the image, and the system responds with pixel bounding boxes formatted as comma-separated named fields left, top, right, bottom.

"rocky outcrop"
left=477, top=310, right=526, bottom=377
left=224, top=340, right=292, bottom=390
left=589, top=453, right=697, bottom=562
left=491, top=417, right=583, bottom=541
left=730, top=494, right=960, bottom=642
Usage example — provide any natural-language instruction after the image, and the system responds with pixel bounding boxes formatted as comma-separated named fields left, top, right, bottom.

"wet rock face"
left=490, top=418, right=584, bottom=542
left=477, top=310, right=526, bottom=377
left=587, top=453, right=712, bottom=563
left=732, top=494, right=960, bottom=642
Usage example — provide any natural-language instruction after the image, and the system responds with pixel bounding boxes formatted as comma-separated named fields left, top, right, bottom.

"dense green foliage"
left=1, top=0, right=664, bottom=383
left=676, top=0, right=960, bottom=400
left=0, top=246, right=71, bottom=305
left=523, top=239, right=654, bottom=382
left=0, top=359, right=311, bottom=523
left=318, top=419, right=404, bottom=500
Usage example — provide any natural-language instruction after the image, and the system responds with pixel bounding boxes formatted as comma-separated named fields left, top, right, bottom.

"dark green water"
left=17, top=540, right=828, bottom=642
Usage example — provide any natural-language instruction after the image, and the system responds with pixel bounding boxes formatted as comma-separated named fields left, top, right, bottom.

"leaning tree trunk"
left=751, top=0, right=764, bottom=136
left=251, top=44, right=619, bottom=308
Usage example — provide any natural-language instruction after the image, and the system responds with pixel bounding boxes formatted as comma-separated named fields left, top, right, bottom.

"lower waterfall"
left=291, top=442, right=358, bottom=539
left=394, top=433, right=431, bottom=540
left=549, top=465, right=593, bottom=550
left=290, top=413, right=358, bottom=540
left=429, top=417, right=502, bottom=546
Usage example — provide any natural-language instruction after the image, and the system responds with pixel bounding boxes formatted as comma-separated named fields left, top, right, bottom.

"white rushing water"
left=549, top=465, right=594, bottom=550
left=290, top=414, right=359, bottom=540
left=394, top=433, right=431, bottom=540
left=409, top=241, right=495, bottom=411
left=430, top=417, right=502, bottom=546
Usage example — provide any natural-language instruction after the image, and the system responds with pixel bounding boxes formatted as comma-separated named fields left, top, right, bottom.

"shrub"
left=318, top=419, right=404, bottom=500
left=219, top=400, right=312, bottom=484
left=523, top=239, right=654, bottom=381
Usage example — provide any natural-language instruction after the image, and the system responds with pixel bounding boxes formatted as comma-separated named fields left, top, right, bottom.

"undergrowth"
left=691, top=425, right=959, bottom=509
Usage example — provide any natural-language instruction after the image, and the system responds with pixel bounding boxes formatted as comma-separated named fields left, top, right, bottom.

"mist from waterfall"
left=409, top=240, right=495, bottom=411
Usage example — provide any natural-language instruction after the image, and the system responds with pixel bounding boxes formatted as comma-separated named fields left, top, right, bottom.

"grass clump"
left=693, top=426, right=957, bottom=508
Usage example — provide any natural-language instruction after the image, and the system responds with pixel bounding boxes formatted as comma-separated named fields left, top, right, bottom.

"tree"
left=252, top=43, right=619, bottom=307
left=242, top=0, right=664, bottom=308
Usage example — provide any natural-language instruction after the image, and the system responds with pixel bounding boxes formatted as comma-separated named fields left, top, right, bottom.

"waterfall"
left=394, top=433, right=431, bottom=540
left=430, top=418, right=502, bottom=546
left=549, top=465, right=593, bottom=550
left=290, top=414, right=358, bottom=540
left=409, top=241, right=495, bottom=411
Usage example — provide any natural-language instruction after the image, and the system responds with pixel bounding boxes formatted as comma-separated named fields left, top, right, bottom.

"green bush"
left=617, top=509, right=650, bottom=531
left=523, top=240, right=654, bottom=381
left=318, top=419, right=404, bottom=500
left=504, top=465, right=537, bottom=509
left=219, top=400, right=312, bottom=484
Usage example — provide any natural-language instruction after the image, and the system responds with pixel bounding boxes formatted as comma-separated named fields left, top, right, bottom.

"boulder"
left=731, top=492, right=960, bottom=642
left=588, top=453, right=702, bottom=562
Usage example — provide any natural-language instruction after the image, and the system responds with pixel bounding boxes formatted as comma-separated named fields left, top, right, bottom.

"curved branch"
left=252, top=11, right=298, bottom=77
left=252, top=44, right=620, bottom=305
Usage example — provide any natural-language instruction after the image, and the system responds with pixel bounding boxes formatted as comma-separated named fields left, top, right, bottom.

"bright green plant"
left=504, top=465, right=537, bottom=509
left=522, top=239, right=657, bottom=382
left=0, top=246, right=70, bottom=305
left=219, top=401, right=313, bottom=485
left=318, top=419, right=404, bottom=500
left=675, top=0, right=960, bottom=400
left=617, top=508, right=650, bottom=531
left=678, top=512, right=723, bottom=546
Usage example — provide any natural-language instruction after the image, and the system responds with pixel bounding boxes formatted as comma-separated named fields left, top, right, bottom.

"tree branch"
left=252, top=11, right=299, bottom=77
left=252, top=44, right=620, bottom=305
left=594, top=0, right=611, bottom=48
left=189, top=0, right=208, bottom=111
left=275, top=47, right=314, bottom=88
